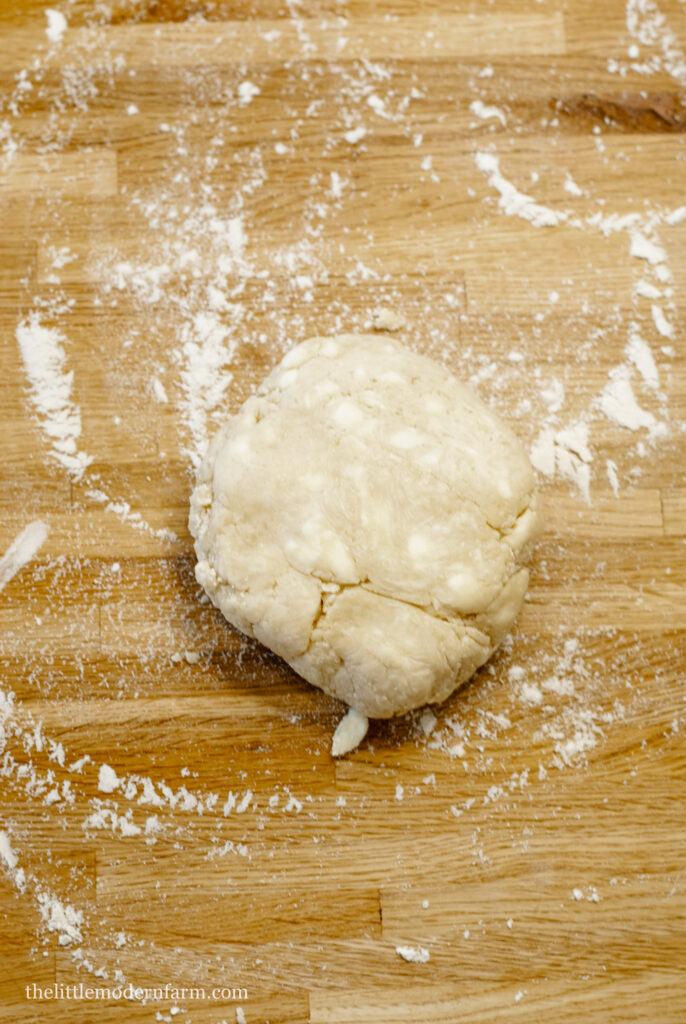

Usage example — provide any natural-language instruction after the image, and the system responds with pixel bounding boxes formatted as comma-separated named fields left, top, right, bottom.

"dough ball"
left=189, top=334, right=542, bottom=720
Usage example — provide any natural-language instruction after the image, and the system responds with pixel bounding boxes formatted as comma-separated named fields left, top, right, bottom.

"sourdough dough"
left=189, top=334, right=542, bottom=748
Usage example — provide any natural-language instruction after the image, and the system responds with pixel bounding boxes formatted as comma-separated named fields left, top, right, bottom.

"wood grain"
left=1, top=0, right=685, bottom=1022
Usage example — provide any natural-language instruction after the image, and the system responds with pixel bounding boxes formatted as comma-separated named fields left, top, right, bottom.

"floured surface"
left=1, top=1, right=685, bottom=1022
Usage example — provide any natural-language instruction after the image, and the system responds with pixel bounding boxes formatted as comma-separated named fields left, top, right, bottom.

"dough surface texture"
left=189, top=334, right=541, bottom=720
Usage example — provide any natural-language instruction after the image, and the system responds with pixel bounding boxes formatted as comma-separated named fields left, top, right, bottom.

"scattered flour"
left=45, top=9, right=67, bottom=44
left=475, top=152, right=569, bottom=227
left=651, top=304, right=674, bottom=339
left=98, top=764, right=120, bottom=794
left=563, top=174, right=583, bottom=196
left=419, top=709, right=437, bottom=737
left=180, top=315, right=238, bottom=467
left=37, top=890, right=84, bottom=945
left=520, top=683, right=543, bottom=705
left=223, top=790, right=253, bottom=816
left=474, top=152, right=678, bottom=501
left=371, top=307, right=407, bottom=332
left=86, top=489, right=178, bottom=544
left=665, top=206, right=686, bottom=226
left=470, top=100, right=507, bottom=126
left=16, top=314, right=92, bottom=479
left=626, top=0, right=686, bottom=87
left=0, top=820, right=85, bottom=949
left=634, top=280, right=661, bottom=300
left=343, top=127, right=367, bottom=144
left=237, top=81, right=260, bottom=105
left=330, top=171, right=345, bottom=198
left=151, top=377, right=169, bottom=403
left=598, top=365, right=661, bottom=434
left=0, top=521, right=48, bottom=594
left=606, top=459, right=620, bottom=497
left=629, top=229, right=666, bottom=265
left=395, top=944, right=430, bottom=964
left=530, top=422, right=592, bottom=503
left=83, top=804, right=143, bottom=838
left=0, top=830, right=18, bottom=870
left=626, top=328, right=659, bottom=388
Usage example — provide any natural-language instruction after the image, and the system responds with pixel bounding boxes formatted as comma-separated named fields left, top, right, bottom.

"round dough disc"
left=189, top=334, right=542, bottom=719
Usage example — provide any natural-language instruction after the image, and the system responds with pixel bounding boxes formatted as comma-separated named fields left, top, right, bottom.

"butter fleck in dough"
left=189, top=334, right=542, bottom=753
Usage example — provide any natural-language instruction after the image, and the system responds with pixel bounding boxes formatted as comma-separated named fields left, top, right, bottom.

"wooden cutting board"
left=1, top=1, right=685, bottom=1021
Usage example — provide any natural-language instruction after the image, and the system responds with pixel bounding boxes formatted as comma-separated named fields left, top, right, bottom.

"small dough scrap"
left=331, top=707, right=369, bottom=757
left=189, top=333, right=542, bottom=733
left=371, top=307, right=407, bottom=332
